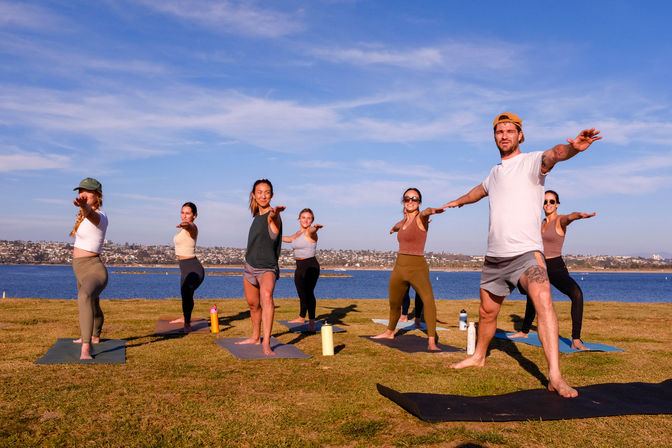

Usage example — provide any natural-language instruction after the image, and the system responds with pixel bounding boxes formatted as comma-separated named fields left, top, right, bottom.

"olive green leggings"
left=73, top=256, right=108, bottom=343
left=387, top=254, right=437, bottom=337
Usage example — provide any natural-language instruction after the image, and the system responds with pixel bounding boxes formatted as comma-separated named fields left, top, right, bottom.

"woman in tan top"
left=511, top=190, right=595, bottom=349
left=373, top=188, right=444, bottom=350
left=171, top=202, right=204, bottom=332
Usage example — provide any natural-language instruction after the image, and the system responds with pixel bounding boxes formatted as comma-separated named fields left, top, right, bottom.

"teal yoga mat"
left=372, top=318, right=449, bottom=331
left=35, top=338, right=126, bottom=364
left=494, top=332, right=624, bottom=353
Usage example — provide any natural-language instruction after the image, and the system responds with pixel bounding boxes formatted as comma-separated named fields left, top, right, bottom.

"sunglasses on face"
left=403, top=196, right=421, bottom=203
left=544, top=199, right=557, bottom=205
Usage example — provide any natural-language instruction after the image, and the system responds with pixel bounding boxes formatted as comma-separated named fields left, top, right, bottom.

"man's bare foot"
left=169, top=317, right=184, bottom=324
left=450, top=355, right=486, bottom=369
left=73, top=336, right=100, bottom=344
left=235, top=337, right=261, bottom=345
left=571, top=339, right=589, bottom=350
left=399, top=315, right=408, bottom=322
left=80, top=343, right=93, bottom=360
left=414, top=318, right=422, bottom=328
left=510, top=331, right=529, bottom=338
left=372, top=330, right=395, bottom=339
left=548, top=377, right=578, bottom=398
left=308, top=320, right=316, bottom=332
left=288, top=317, right=305, bottom=324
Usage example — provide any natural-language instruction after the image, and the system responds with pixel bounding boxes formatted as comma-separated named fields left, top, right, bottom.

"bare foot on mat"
left=372, top=330, right=395, bottom=339
left=235, top=337, right=261, bottom=345
left=288, top=317, right=305, bottom=324
left=571, top=339, right=589, bottom=350
left=548, top=377, right=578, bottom=398
left=169, top=317, right=184, bottom=324
left=509, top=331, right=528, bottom=338
left=450, top=355, right=485, bottom=369
left=80, top=342, right=93, bottom=360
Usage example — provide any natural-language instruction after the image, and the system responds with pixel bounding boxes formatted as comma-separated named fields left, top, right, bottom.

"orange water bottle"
left=210, top=304, right=220, bottom=333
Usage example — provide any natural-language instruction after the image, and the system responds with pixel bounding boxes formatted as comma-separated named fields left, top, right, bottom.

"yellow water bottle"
left=210, top=304, right=220, bottom=333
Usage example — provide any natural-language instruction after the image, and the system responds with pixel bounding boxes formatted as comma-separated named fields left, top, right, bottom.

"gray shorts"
left=480, top=251, right=546, bottom=297
left=243, top=262, right=279, bottom=287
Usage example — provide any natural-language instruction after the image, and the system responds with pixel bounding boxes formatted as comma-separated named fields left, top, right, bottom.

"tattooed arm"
left=540, top=128, right=602, bottom=174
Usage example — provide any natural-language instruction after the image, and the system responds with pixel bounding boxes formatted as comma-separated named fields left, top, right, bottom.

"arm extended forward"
left=442, top=184, right=487, bottom=209
left=541, top=128, right=601, bottom=174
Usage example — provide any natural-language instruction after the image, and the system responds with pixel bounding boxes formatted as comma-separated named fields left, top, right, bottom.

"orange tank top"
left=397, top=217, right=427, bottom=256
left=542, top=217, right=564, bottom=259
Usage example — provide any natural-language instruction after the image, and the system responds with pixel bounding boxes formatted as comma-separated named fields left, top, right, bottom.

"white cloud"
left=0, top=1, right=58, bottom=30
left=137, top=0, right=304, bottom=38
left=0, top=149, right=70, bottom=172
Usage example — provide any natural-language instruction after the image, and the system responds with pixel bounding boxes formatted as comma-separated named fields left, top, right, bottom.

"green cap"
left=74, top=177, right=102, bottom=192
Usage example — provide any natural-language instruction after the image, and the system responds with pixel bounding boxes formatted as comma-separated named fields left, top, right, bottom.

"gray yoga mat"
left=154, top=317, right=211, bottom=335
left=362, top=334, right=462, bottom=354
left=35, top=338, right=126, bottom=364
left=215, top=337, right=312, bottom=359
left=277, top=320, right=345, bottom=333
left=377, top=379, right=672, bottom=422
left=494, top=332, right=624, bottom=353
left=372, top=318, right=449, bottom=331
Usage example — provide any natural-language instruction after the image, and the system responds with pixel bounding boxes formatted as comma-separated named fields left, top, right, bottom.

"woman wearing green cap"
left=70, top=177, right=108, bottom=360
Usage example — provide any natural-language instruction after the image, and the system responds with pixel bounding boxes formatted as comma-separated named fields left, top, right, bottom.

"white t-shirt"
left=74, top=210, right=108, bottom=253
left=482, top=151, right=546, bottom=257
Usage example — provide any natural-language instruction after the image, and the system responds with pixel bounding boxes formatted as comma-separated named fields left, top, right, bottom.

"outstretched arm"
left=73, top=197, right=101, bottom=227
left=541, top=128, right=601, bottom=174
left=442, top=184, right=487, bottom=208
left=176, top=221, right=198, bottom=239
left=306, top=224, right=323, bottom=240
left=419, top=207, right=444, bottom=227
left=268, top=206, right=285, bottom=235
left=559, top=212, right=595, bottom=231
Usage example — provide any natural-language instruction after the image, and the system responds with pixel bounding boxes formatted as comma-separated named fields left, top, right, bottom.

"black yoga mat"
left=362, top=334, right=462, bottom=354
left=35, top=338, right=126, bottom=364
left=154, top=317, right=211, bottom=335
left=377, top=379, right=672, bottom=422
left=215, top=337, right=312, bottom=359
left=277, top=320, right=345, bottom=333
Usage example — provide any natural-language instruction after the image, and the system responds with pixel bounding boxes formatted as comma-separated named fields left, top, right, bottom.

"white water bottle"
left=466, top=322, right=476, bottom=355
left=321, top=323, right=334, bottom=356
left=459, top=309, right=467, bottom=330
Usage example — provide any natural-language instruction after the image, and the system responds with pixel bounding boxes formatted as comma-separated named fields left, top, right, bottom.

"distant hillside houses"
left=0, top=240, right=670, bottom=271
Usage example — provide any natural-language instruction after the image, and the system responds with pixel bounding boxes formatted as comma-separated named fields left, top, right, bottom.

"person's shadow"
left=509, top=313, right=537, bottom=333
left=280, top=304, right=359, bottom=349
left=490, top=325, right=548, bottom=387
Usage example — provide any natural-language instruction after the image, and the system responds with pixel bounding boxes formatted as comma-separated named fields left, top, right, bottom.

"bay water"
left=0, top=265, right=670, bottom=303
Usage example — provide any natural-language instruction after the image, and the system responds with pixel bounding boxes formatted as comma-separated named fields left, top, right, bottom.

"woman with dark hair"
left=373, top=187, right=444, bottom=350
left=70, top=177, right=108, bottom=359
left=171, top=202, right=205, bottom=332
left=237, top=179, right=285, bottom=355
left=282, top=208, right=323, bottom=331
left=511, top=190, right=595, bottom=350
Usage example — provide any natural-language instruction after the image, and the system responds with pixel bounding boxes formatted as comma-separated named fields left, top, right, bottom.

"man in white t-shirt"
left=444, top=112, right=601, bottom=398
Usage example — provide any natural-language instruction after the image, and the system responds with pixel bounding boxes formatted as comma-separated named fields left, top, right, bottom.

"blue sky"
left=1, top=1, right=671, bottom=257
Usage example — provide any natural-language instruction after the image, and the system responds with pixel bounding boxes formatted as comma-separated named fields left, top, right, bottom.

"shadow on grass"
left=317, top=303, right=358, bottom=326
left=509, top=313, right=537, bottom=333
left=490, top=326, right=548, bottom=387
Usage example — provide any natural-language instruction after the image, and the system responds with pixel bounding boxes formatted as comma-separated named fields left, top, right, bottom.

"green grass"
left=1, top=298, right=671, bottom=447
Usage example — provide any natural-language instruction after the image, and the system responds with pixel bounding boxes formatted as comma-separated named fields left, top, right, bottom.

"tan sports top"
left=397, top=217, right=427, bottom=256
left=542, top=217, right=564, bottom=259
left=174, top=228, right=196, bottom=258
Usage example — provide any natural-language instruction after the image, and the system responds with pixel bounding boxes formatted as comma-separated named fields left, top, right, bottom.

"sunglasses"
left=544, top=199, right=557, bottom=205
left=403, top=196, right=421, bottom=203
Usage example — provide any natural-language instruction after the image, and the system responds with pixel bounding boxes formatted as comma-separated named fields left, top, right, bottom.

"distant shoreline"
left=2, top=263, right=670, bottom=274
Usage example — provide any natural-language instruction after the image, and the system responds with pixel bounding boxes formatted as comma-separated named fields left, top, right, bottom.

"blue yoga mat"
left=494, top=332, right=624, bottom=353
left=372, top=318, right=449, bottom=331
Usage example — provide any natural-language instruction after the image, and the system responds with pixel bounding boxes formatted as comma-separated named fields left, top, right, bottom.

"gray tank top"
left=245, top=212, right=282, bottom=269
left=292, top=234, right=317, bottom=259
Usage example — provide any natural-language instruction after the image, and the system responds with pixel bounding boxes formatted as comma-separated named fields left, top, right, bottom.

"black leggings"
left=179, top=257, right=205, bottom=324
left=521, top=256, right=584, bottom=339
left=294, top=257, right=320, bottom=320
left=401, top=286, right=424, bottom=318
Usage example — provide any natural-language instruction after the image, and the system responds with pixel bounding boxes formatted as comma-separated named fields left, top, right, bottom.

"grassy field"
left=1, top=297, right=670, bottom=448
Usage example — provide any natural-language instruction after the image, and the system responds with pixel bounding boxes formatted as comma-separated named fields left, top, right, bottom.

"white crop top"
left=174, top=228, right=197, bottom=257
left=74, top=210, right=108, bottom=254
